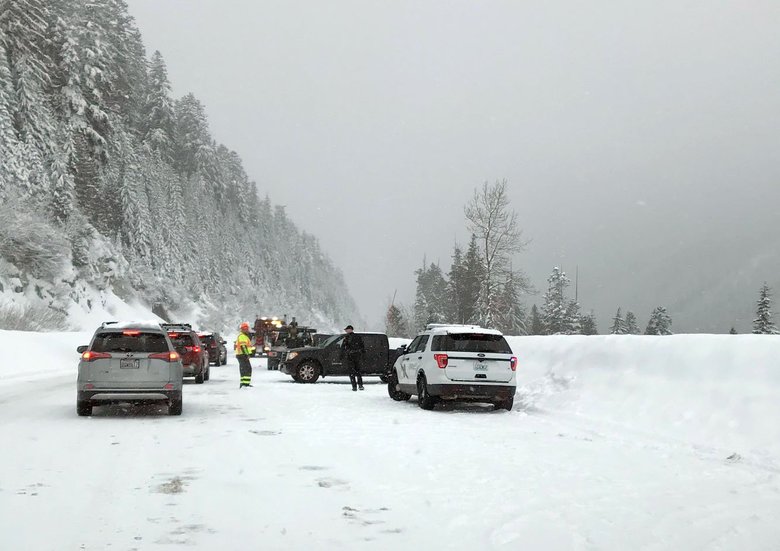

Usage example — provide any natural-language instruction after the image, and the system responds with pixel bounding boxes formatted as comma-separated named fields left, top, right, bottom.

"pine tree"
left=610, top=307, right=626, bottom=334
left=625, top=311, right=640, bottom=334
left=752, top=283, right=778, bottom=335
left=413, top=261, right=449, bottom=330
left=566, top=299, right=582, bottom=335
left=497, top=271, right=526, bottom=335
left=529, top=304, right=544, bottom=335
left=542, top=267, right=574, bottom=334
left=645, top=307, right=673, bottom=335
left=447, top=244, right=465, bottom=323
left=143, top=51, right=176, bottom=159
left=579, top=312, right=598, bottom=335
left=460, top=235, right=484, bottom=324
left=385, top=303, right=407, bottom=337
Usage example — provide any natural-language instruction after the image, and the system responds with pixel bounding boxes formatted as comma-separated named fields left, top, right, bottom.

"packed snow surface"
left=1, top=332, right=779, bottom=550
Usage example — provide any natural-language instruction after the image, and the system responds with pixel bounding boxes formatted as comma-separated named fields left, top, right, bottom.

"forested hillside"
left=0, top=0, right=358, bottom=330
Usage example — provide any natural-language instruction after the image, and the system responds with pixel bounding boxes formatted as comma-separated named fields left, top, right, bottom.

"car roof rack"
left=160, top=323, right=192, bottom=329
left=425, top=323, right=483, bottom=330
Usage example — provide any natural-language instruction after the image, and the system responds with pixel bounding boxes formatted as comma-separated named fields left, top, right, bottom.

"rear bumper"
left=78, top=389, right=180, bottom=403
left=427, top=384, right=515, bottom=401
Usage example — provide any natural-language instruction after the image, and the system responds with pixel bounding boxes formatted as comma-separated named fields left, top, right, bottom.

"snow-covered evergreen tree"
left=385, top=303, right=407, bottom=338
left=625, top=310, right=640, bottom=334
left=645, top=306, right=673, bottom=335
left=529, top=304, right=544, bottom=335
left=610, top=307, right=626, bottom=335
left=497, top=271, right=527, bottom=335
left=752, top=283, right=778, bottom=335
left=579, top=312, right=598, bottom=335
left=542, top=267, right=574, bottom=335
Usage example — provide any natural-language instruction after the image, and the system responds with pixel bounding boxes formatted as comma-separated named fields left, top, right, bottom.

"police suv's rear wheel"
left=417, top=374, right=438, bottom=410
left=387, top=372, right=411, bottom=402
left=76, top=401, right=92, bottom=416
left=297, top=361, right=320, bottom=383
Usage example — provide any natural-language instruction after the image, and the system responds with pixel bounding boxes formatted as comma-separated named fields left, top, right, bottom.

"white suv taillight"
left=81, top=351, right=111, bottom=362
left=434, top=353, right=448, bottom=369
left=510, top=356, right=518, bottom=371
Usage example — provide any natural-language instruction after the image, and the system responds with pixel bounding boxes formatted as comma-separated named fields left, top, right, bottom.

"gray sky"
left=127, top=0, right=780, bottom=332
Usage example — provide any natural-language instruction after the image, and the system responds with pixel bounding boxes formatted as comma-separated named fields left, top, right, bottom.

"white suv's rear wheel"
left=416, top=374, right=438, bottom=410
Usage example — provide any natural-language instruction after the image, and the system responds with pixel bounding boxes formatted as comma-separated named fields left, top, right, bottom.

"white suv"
left=387, top=324, right=517, bottom=411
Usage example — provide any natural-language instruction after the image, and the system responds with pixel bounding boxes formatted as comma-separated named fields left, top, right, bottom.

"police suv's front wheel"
left=387, top=371, right=411, bottom=402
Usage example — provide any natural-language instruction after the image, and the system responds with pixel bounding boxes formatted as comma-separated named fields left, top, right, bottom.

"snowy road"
left=2, top=355, right=780, bottom=550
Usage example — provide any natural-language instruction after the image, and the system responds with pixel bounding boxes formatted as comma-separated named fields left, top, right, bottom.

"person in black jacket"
left=341, top=325, right=365, bottom=391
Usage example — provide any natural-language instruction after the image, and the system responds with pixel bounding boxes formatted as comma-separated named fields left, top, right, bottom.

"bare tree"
left=464, top=180, right=530, bottom=328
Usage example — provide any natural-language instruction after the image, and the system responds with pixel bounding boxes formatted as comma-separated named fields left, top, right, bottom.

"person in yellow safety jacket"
left=236, top=322, right=255, bottom=388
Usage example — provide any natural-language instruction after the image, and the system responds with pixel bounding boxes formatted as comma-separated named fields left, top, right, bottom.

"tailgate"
left=445, top=354, right=514, bottom=383
left=93, top=353, right=169, bottom=389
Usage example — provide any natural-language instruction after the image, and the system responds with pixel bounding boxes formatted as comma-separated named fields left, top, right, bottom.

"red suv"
left=162, top=324, right=210, bottom=384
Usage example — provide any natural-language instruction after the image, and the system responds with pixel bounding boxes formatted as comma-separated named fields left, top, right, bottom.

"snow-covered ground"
left=1, top=332, right=779, bottom=550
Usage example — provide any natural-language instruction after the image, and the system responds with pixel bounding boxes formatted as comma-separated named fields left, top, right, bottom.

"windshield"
left=91, top=332, right=169, bottom=353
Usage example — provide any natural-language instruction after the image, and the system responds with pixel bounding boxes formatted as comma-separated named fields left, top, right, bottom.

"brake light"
left=81, top=351, right=111, bottom=362
left=434, top=353, right=448, bottom=369
left=122, top=330, right=141, bottom=336
left=150, top=351, right=180, bottom=362
left=164, top=383, right=174, bottom=390
left=184, top=346, right=200, bottom=353
left=168, top=332, right=179, bottom=338
left=510, top=356, right=518, bottom=371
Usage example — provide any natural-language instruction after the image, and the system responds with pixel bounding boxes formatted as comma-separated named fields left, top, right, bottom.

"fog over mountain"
left=127, top=0, right=780, bottom=332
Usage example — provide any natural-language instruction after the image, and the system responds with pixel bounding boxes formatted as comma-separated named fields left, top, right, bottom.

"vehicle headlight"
left=286, top=352, right=299, bottom=360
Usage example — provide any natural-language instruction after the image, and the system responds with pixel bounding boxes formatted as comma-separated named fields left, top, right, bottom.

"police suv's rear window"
left=92, top=332, right=169, bottom=353
left=432, top=333, right=512, bottom=354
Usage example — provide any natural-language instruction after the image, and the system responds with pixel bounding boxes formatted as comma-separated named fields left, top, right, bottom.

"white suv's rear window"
left=92, top=332, right=169, bottom=353
left=432, top=333, right=512, bottom=354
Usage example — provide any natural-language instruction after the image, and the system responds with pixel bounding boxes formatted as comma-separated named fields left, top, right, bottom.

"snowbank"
left=509, top=335, right=780, bottom=460
left=0, top=330, right=91, bottom=386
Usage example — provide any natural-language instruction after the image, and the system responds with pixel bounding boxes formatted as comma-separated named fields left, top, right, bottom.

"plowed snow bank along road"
left=1, top=333, right=779, bottom=550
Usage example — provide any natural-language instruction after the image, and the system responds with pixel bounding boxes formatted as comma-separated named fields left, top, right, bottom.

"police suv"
left=386, top=324, right=517, bottom=411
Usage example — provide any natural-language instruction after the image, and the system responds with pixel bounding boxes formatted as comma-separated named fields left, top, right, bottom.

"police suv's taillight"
left=150, top=351, right=180, bottom=362
left=81, top=351, right=111, bottom=362
left=434, top=353, right=448, bottom=369
left=510, top=356, right=518, bottom=371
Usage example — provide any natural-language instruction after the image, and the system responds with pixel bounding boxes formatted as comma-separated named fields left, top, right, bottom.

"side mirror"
left=398, top=344, right=408, bottom=354
left=221, top=340, right=227, bottom=345
left=77, top=345, right=88, bottom=354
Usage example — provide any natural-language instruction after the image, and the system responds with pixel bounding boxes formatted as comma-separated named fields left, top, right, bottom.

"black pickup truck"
left=279, top=332, right=403, bottom=384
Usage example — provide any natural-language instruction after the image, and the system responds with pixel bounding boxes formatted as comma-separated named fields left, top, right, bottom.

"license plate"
left=120, top=358, right=140, bottom=369
left=474, top=363, right=488, bottom=371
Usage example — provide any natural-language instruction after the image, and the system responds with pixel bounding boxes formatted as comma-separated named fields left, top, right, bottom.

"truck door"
left=324, top=335, right=346, bottom=375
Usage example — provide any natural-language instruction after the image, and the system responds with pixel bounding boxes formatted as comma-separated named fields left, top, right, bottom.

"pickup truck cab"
left=280, top=332, right=403, bottom=383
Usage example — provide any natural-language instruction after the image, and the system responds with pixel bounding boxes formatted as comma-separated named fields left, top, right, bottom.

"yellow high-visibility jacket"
left=235, top=332, right=255, bottom=356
